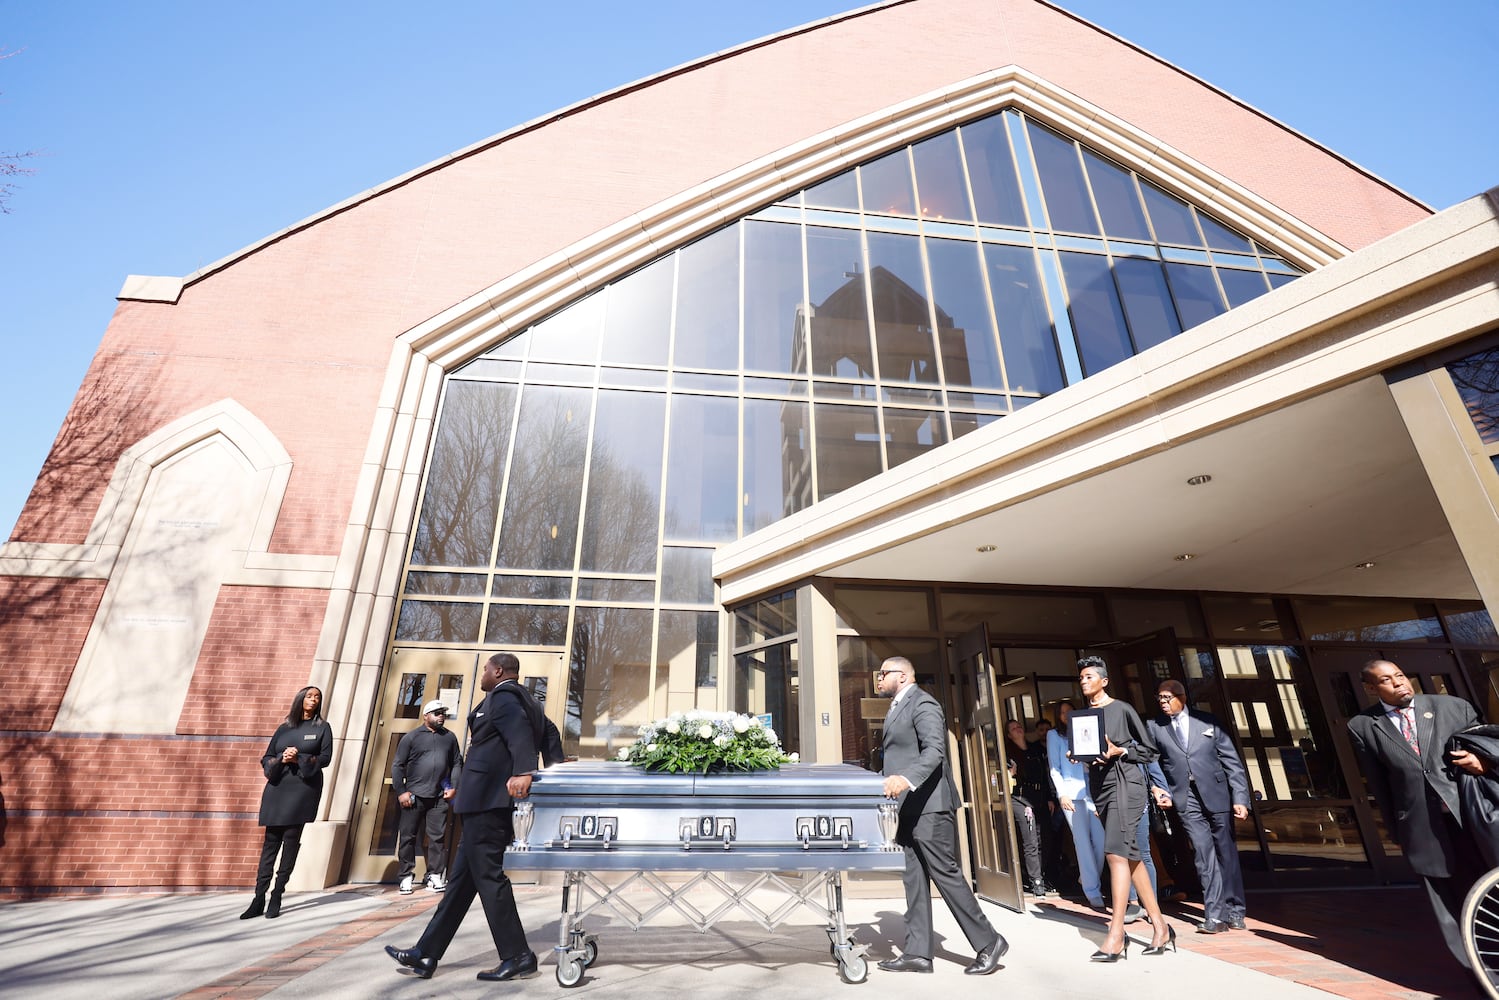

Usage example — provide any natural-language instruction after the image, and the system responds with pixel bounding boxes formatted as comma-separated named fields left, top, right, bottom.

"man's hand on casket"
left=507, top=774, right=533, bottom=799
left=883, top=774, right=911, bottom=798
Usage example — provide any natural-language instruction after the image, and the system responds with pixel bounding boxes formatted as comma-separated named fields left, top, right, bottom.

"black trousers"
left=415, top=808, right=528, bottom=963
left=1422, top=813, right=1488, bottom=971
left=397, top=794, right=450, bottom=880
left=1009, top=794, right=1045, bottom=890
left=254, top=824, right=304, bottom=894
left=1176, top=785, right=1245, bottom=924
left=899, top=809, right=999, bottom=960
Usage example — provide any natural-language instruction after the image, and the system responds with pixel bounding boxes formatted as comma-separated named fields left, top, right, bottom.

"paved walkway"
left=0, top=882, right=1482, bottom=999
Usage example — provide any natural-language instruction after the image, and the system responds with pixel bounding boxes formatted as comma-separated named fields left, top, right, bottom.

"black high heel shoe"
left=1142, top=924, right=1178, bottom=956
left=1089, top=937, right=1130, bottom=962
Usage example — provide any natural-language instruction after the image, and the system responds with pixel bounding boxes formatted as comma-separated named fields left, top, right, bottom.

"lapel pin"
left=1423, top=712, right=1434, bottom=719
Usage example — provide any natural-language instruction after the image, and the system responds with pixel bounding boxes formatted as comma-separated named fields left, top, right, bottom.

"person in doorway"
left=391, top=700, right=463, bottom=894
left=241, top=685, right=333, bottom=920
left=1147, top=680, right=1250, bottom=933
left=1004, top=718, right=1051, bottom=898
left=1346, top=658, right=1487, bottom=970
left=384, top=652, right=541, bottom=982
left=876, top=655, right=1008, bottom=976
left=1076, top=656, right=1174, bottom=962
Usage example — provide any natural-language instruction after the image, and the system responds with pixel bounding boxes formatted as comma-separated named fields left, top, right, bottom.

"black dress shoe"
left=1197, top=919, right=1227, bottom=934
left=385, top=945, right=438, bottom=979
left=1228, top=916, right=1247, bottom=930
left=477, top=950, right=539, bottom=982
left=876, top=954, right=933, bottom=973
left=964, top=935, right=1009, bottom=975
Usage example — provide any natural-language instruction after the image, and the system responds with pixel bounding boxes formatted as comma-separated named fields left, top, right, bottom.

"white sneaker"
left=426, top=873, right=446, bottom=892
left=399, top=875, right=414, bottom=894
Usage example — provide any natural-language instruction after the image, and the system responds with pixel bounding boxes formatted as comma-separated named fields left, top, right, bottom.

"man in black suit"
left=1347, top=658, right=1487, bottom=970
left=1147, top=680, right=1250, bottom=934
left=385, top=652, right=540, bottom=982
left=876, top=656, right=1008, bottom=976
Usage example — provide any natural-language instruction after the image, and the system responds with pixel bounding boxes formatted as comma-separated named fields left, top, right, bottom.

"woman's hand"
left=1059, top=796, right=1075, bottom=813
left=1094, top=736, right=1124, bottom=765
left=281, top=746, right=299, bottom=764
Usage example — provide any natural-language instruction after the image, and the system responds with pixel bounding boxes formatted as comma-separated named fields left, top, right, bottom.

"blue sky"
left=2, top=1, right=1495, bottom=538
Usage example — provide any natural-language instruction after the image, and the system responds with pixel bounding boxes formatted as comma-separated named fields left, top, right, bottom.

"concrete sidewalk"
left=0, top=883, right=1353, bottom=1000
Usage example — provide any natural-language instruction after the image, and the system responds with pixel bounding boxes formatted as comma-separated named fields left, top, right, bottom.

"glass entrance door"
left=952, top=624, right=1024, bottom=911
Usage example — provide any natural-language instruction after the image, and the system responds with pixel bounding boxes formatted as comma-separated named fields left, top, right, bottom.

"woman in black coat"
left=241, top=686, right=333, bottom=919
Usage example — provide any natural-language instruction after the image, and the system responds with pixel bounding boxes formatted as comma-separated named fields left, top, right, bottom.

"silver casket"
left=505, top=761, right=903, bottom=986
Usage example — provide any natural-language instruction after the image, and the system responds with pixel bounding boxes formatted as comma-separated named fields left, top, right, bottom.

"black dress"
left=1084, top=699, right=1159, bottom=861
left=258, top=717, right=333, bottom=826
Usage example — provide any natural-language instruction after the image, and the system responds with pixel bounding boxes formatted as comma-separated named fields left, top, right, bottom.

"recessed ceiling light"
left=1174, top=553, right=1197, bottom=561
left=1354, top=561, right=1376, bottom=569
left=1186, top=474, right=1213, bottom=486
left=976, top=544, right=996, bottom=553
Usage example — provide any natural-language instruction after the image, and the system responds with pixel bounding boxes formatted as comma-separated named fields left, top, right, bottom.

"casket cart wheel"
left=1462, top=865, right=1499, bottom=1000
left=580, top=938, right=599, bottom=968
left=837, top=951, right=868, bottom=985
left=556, top=956, right=585, bottom=988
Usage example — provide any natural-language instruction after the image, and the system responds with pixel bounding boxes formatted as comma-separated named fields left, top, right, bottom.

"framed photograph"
left=1068, top=708, right=1105, bottom=759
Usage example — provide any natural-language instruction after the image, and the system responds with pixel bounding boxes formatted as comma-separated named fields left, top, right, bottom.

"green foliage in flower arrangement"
left=616, top=711, right=799, bottom=773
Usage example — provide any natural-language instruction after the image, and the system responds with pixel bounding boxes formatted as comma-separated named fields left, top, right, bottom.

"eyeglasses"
left=1155, top=694, right=1179, bottom=702
left=877, top=669, right=905, bottom=678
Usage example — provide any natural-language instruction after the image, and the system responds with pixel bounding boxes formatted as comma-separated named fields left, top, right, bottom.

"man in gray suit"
left=876, top=656, right=1007, bottom=975
left=1347, top=658, right=1487, bottom=970
left=1147, top=680, right=1251, bottom=933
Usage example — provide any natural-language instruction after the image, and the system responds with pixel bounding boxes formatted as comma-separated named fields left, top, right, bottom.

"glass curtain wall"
left=393, top=109, right=1305, bottom=758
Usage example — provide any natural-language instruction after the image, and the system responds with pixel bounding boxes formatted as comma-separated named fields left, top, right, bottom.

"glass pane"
left=1447, top=346, right=1499, bottom=445
left=674, top=225, right=740, bottom=371
left=530, top=290, right=604, bottom=363
left=883, top=407, right=947, bottom=469
left=496, top=385, right=593, bottom=570
left=369, top=732, right=405, bottom=853
left=1198, top=213, right=1254, bottom=253
left=1203, top=594, right=1291, bottom=641
left=1027, top=121, right=1098, bottom=236
left=743, top=220, right=806, bottom=374
left=575, top=578, right=654, bottom=602
left=394, top=673, right=426, bottom=720
left=601, top=256, right=674, bottom=367
left=960, top=115, right=1027, bottom=228
left=395, top=601, right=482, bottom=643
left=1256, top=804, right=1369, bottom=870
left=866, top=232, right=938, bottom=384
left=1111, top=594, right=1205, bottom=637
left=734, top=590, right=798, bottom=647
left=491, top=575, right=570, bottom=600
left=405, top=572, right=486, bottom=597
left=660, top=546, right=714, bottom=605
left=806, top=226, right=874, bottom=380
left=410, top=380, right=516, bottom=567
left=743, top=396, right=810, bottom=533
left=1141, top=183, right=1202, bottom=247
left=1059, top=251, right=1133, bottom=375
left=1292, top=596, right=1445, bottom=643
left=664, top=393, right=738, bottom=542
left=804, top=169, right=859, bottom=211
left=569, top=606, right=655, bottom=758
left=483, top=603, right=570, bottom=646
left=1083, top=150, right=1150, bottom=241
left=814, top=402, right=882, bottom=501
left=1113, top=256, right=1182, bottom=352
left=834, top=586, right=934, bottom=632
left=579, top=390, right=664, bottom=574
left=1217, top=267, right=1271, bottom=309
left=911, top=130, right=973, bottom=222
left=985, top=244, right=1064, bottom=395
left=659, top=609, right=720, bottom=701
left=1444, top=604, right=1499, bottom=645
left=1164, top=262, right=1227, bottom=330
left=1267, top=271, right=1298, bottom=290
left=859, top=147, right=916, bottom=216
left=926, top=237, right=1003, bottom=391
left=734, top=643, right=800, bottom=753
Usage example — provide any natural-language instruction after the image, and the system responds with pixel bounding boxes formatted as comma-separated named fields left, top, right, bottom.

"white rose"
left=698, top=723, right=715, bottom=739
left=666, top=720, right=681, bottom=734
left=788, top=752, right=800, bottom=763
left=731, top=716, right=750, bottom=734
left=617, top=747, right=631, bottom=761
left=714, top=735, right=730, bottom=747
left=749, top=716, right=764, bottom=727
left=647, top=743, right=658, bottom=752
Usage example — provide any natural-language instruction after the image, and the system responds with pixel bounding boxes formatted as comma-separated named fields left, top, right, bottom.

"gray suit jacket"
left=1346, top=692, right=1476, bottom=877
left=882, top=685, right=958, bottom=822
left=1147, top=709, right=1250, bottom=815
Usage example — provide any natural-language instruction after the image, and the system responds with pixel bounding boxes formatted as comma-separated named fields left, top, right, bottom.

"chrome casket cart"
left=506, top=761, right=902, bottom=986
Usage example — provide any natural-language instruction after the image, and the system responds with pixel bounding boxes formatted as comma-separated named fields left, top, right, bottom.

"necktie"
left=1174, top=714, right=1189, bottom=749
left=1397, top=708, right=1419, bottom=755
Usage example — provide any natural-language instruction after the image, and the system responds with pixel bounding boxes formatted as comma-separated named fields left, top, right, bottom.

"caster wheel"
left=556, top=958, right=584, bottom=988
left=581, top=939, right=598, bottom=968
left=838, top=953, right=868, bottom=984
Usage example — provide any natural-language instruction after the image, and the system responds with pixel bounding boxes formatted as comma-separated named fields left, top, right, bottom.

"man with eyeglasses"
left=1145, top=680, right=1249, bottom=934
left=392, top=699, right=463, bottom=894
left=875, top=656, right=1009, bottom=976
